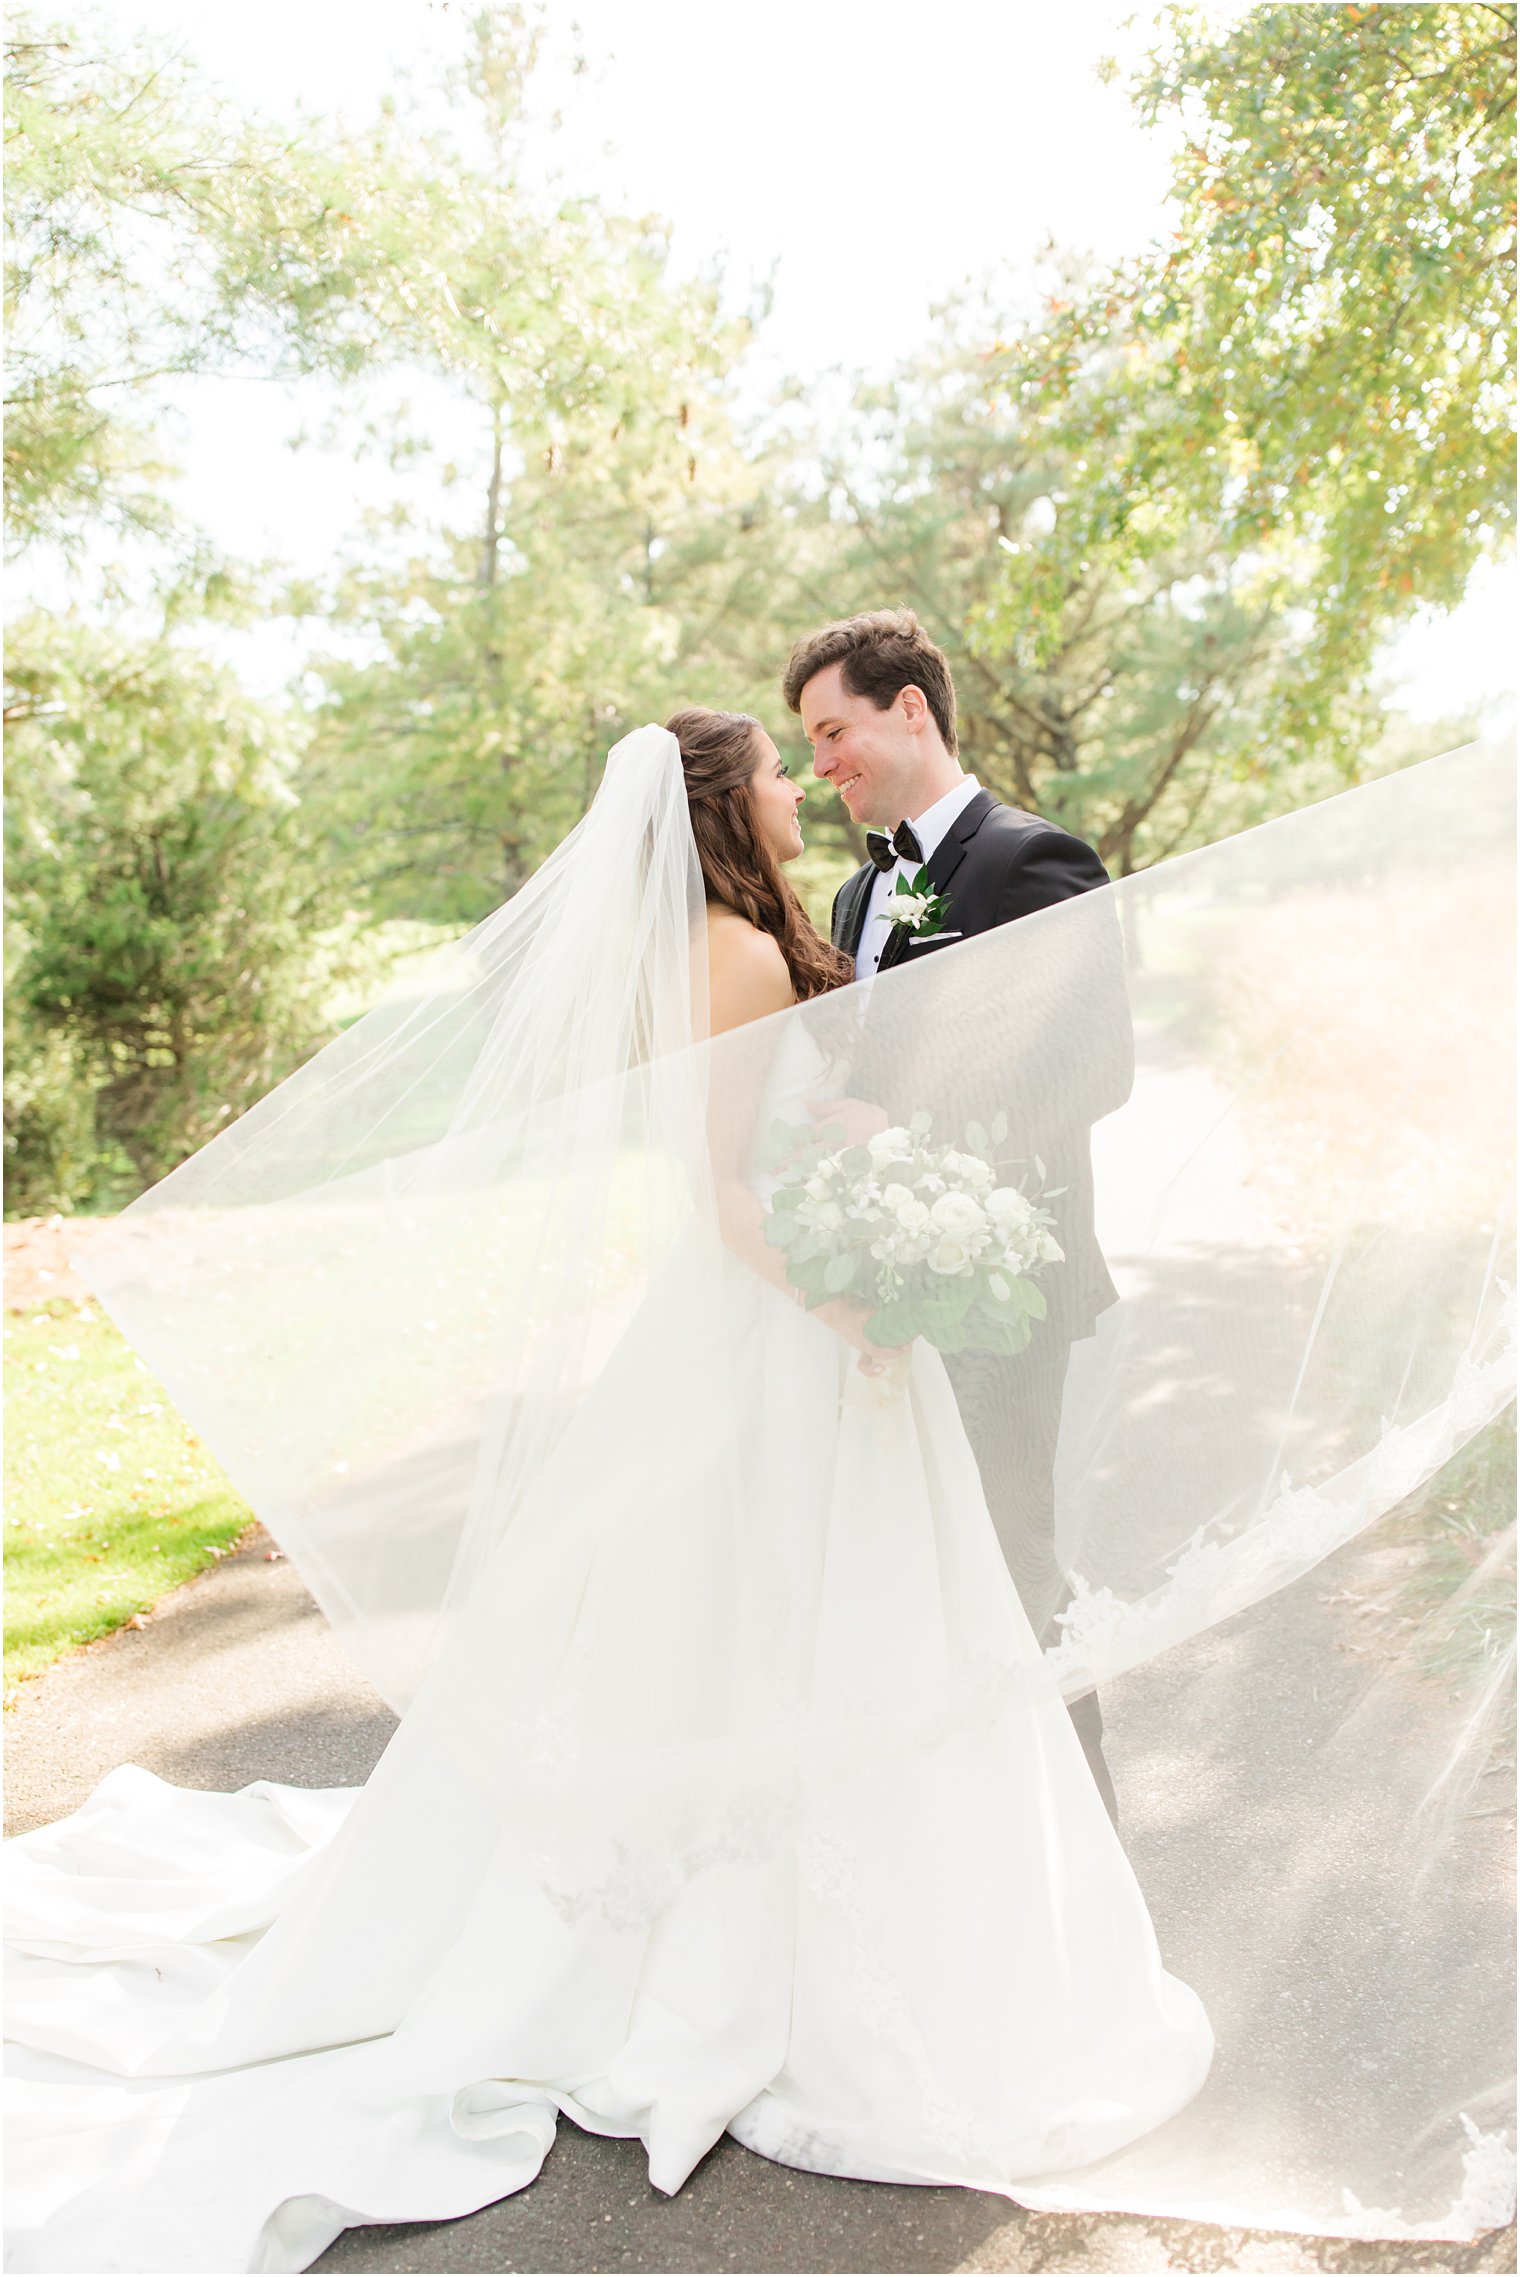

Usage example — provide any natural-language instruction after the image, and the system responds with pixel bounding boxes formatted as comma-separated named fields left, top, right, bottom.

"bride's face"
left=749, top=730, right=807, bottom=863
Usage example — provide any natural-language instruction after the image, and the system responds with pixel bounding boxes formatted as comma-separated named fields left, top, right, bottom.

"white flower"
left=882, top=1184, right=932, bottom=1238
left=866, top=1127, right=914, bottom=1168
left=884, top=891, right=933, bottom=928
left=803, top=1170, right=835, bottom=1200
left=808, top=1201, right=844, bottom=1236
left=880, top=1182, right=914, bottom=1213
left=1036, top=1226, right=1064, bottom=1263
left=927, top=1236, right=972, bottom=1276
left=985, top=1186, right=1037, bottom=1232
left=930, top=1190, right=985, bottom=1241
left=939, top=1148, right=994, bottom=1195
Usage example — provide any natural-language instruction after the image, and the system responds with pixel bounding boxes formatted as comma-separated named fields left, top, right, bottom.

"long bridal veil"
left=74, top=730, right=1515, bottom=2241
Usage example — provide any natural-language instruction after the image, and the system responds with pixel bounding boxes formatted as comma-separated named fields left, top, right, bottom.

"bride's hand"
left=806, top=1095, right=889, bottom=1148
left=814, top=1295, right=909, bottom=1379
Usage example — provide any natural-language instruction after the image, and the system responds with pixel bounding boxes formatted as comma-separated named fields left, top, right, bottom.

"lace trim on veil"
left=1334, top=2117, right=1517, bottom=2243
left=1045, top=1310, right=1516, bottom=1700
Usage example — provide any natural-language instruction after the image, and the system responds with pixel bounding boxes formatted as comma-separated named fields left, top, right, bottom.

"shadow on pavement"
left=312, top=2124, right=1517, bottom=2276
left=315, top=2129, right=1018, bottom=2275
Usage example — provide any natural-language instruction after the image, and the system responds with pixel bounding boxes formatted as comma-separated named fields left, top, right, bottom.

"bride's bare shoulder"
left=704, top=905, right=795, bottom=1034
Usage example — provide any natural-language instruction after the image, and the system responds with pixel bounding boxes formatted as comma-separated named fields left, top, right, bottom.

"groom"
left=783, top=608, right=1131, bottom=1824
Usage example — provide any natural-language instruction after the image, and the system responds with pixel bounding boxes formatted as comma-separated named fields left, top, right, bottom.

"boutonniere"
left=879, top=866, right=954, bottom=945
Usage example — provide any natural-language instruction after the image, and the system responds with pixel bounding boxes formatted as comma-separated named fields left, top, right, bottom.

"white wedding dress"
left=7, top=730, right=1513, bottom=2267
left=6, top=1026, right=1213, bottom=2274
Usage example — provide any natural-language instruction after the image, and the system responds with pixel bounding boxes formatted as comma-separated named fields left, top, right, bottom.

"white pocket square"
left=907, top=931, right=962, bottom=945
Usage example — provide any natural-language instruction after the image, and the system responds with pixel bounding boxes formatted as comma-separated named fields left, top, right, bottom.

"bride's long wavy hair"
left=665, top=708, right=854, bottom=1002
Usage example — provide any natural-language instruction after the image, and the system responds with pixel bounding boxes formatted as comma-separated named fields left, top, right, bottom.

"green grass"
left=7, top=1279, right=1509, bottom=1728
left=4, top=1299, right=252, bottom=1696
left=1390, top=1407, right=1516, bottom=1706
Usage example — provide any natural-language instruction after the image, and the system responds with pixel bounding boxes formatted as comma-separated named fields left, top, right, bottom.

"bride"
left=6, top=708, right=1513, bottom=2270
left=6, top=710, right=1214, bottom=2275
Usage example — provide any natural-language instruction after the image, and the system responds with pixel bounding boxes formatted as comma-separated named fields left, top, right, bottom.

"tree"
left=3, top=6, right=767, bottom=1193
left=4, top=5, right=736, bottom=574
left=4, top=12, right=374, bottom=562
left=298, top=253, right=826, bottom=918
left=796, top=314, right=1386, bottom=875
left=983, top=4, right=1516, bottom=750
left=4, top=616, right=350, bottom=1209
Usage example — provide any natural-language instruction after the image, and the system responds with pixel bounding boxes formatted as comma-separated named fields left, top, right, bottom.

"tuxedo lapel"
left=925, top=788, right=996, bottom=898
left=876, top=790, right=997, bottom=973
left=835, top=865, right=876, bottom=960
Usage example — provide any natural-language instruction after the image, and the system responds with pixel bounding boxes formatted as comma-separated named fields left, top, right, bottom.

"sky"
left=72, top=0, right=1520, bottom=725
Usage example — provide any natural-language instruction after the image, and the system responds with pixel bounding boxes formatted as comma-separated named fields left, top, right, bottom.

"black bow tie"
left=866, top=821, right=925, bottom=874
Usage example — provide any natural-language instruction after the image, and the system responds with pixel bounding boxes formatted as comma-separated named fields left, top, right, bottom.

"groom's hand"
left=806, top=1095, right=889, bottom=1147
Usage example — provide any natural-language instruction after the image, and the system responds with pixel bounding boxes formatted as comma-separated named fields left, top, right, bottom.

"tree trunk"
left=479, top=401, right=505, bottom=591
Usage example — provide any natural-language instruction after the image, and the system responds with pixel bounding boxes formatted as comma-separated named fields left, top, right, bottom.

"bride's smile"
left=748, top=730, right=807, bottom=863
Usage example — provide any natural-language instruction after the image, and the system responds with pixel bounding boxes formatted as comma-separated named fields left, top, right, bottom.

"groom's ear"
left=897, top=684, right=931, bottom=734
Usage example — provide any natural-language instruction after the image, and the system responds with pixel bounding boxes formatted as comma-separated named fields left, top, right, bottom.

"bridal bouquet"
left=760, top=1111, right=1063, bottom=1357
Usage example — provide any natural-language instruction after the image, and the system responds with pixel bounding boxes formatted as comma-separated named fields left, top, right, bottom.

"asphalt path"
left=5, top=1529, right=1512, bottom=2276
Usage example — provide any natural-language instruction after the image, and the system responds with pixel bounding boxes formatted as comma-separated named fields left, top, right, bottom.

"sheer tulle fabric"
left=5, top=731, right=1514, bottom=2271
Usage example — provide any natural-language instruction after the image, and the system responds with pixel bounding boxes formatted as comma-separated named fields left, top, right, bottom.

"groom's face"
left=799, top=663, right=920, bottom=828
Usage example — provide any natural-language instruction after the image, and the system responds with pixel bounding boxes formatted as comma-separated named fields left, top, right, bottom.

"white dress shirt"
left=855, top=775, right=983, bottom=978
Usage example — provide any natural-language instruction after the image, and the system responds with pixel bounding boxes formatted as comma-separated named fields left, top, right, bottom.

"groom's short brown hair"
left=782, top=608, right=959, bottom=756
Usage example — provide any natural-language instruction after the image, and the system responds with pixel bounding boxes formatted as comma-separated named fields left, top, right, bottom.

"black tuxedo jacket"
left=832, top=790, right=1114, bottom=976
left=829, top=790, right=1133, bottom=1341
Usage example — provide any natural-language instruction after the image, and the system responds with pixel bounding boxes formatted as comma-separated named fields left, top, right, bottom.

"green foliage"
left=4, top=4, right=784, bottom=1190
left=2, top=942, right=107, bottom=1216
left=1135, top=2, right=1515, bottom=590
left=799, top=324, right=1385, bottom=873
left=1343, top=1407, right=1516, bottom=1790
left=4, top=5, right=680, bottom=562
left=4, top=14, right=348, bottom=559
left=301, top=352, right=860, bottom=916
left=5, top=18, right=211, bottom=554
left=304, top=399, right=743, bottom=914
left=5, top=616, right=351, bottom=1204
left=3, top=1298, right=251, bottom=1690
left=4, top=0, right=1507, bottom=1220
left=1396, top=1410, right=1516, bottom=1694
left=986, top=3, right=1516, bottom=751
